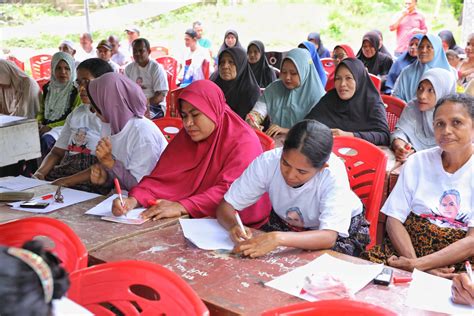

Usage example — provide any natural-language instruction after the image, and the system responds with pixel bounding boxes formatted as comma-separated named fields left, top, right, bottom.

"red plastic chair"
left=150, top=46, right=169, bottom=60
left=29, top=54, right=52, bottom=80
left=36, top=78, right=49, bottom=91
left=202, top=59, right=210, bottom=80
left=262, top=299, right=396, bottom=316
left=320, top=58, right=336, bottom=75
left=369, top=73, right=381, bottom=91
left=332, top=137, right=388, bottom=249
left=381, top=95, right=407, bottom=132
left=156, top=56, right=178, bottom=79
left=255, top=129, right=275, bottom=151
left=153, top=117, right=183, bottom=142
left=166, top=87, right=184, bottom=118
left=7, top=56, right=25, bottom=71
left=0, top=217, right=87, bottom=273
left=68, top=260, right=209, bottom=316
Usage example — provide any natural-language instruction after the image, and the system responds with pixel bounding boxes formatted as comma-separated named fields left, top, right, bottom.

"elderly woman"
left=363, top=94, right=474, bottom=279
left=0, top=60, right=40, bottom=118
left=393, top=34, right=456, bottom=102
left=37, top=52, right=81, bottom=157
left=246, top=48, right=325, bottom=138
left=391, top=68, right=455, bottom=162
left=306, top=58, right=390, bottom=145
left=457, top=33, right=474, bottom=88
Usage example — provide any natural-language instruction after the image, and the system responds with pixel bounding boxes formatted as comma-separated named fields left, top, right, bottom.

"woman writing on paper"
left=111, top=80, right=271, bottom=228
left=363, top=94, right=473, bottom=278
left=216, top=120, right=370, bottom=258
left=86, top=73, right=167, bottom=191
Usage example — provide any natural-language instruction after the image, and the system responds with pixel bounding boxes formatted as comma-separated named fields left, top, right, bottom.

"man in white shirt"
left=180, top=29, right=211, bottom=87
left=76, top=33, right=97, bottom=62
left=125, top=38, right=168, bottom=119
left=96, top=39, right=121, bottom=73
left=58, top=40, right=80, bottom=67
left=108, top=35, right=129, bottom=67
left=122, top=26, right=140, bottom=61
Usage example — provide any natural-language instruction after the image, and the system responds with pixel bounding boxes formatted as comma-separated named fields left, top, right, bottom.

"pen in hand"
left=465, top=261, right=472, bottom=281
left=235, top=211, right=248, bottom=239
left=114, top=178, right=127, bottom=218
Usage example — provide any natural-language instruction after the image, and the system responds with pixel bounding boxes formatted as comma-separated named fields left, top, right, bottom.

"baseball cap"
left=59, top=40, right=76, bottom=50
left=125, top=26, right=140, bottom=34
left=96, top=40, right=112, bottom=50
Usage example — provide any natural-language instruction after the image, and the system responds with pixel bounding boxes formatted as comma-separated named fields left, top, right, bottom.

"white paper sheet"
left=265, top=253, right=384, bottom=301
left=52, top=297, right=93, bottom=315
left=0, top=115, right=27, bottom=126
left=179, top=218, right=234, bottom=250
left=85, top=193, right=148, bottom=225
left=0, top=175, right=49, bottom=192
left=406, top=269, right=473, bottom=315
left=9, top=188, right=99, bottom=213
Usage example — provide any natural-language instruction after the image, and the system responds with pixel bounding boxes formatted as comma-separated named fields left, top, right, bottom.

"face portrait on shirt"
left=180, top=100, right=216, bottom=142
left=437, top=190, right=461, bottom=220
left=280, top=59, right=300, bottom=90
left=285, top=207, right=305, bottom=227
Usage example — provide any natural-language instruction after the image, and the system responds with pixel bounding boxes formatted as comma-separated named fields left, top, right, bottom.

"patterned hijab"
left=44, top=52, right=76, bottom=121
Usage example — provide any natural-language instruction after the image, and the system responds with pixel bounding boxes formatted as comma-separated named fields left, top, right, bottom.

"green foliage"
left=447, top=0, right=463, bottom=20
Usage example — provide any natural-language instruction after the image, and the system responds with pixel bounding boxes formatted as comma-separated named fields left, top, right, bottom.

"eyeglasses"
left=333, top=53, right=347, bottom=60
left=73, top=78, right=90, bottom=89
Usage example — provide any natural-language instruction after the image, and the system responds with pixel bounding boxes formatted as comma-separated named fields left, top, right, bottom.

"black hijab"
left=438, top=30, right=465, bottom=54
left=356, top=31, right=393, bottom=77
left=211, top=46, right=260, bottom=119
left=307, top=32, right=330, bottom=58
left=305, top=58, right=390, bottom=145
left=218, top=29, right=243, bottom=57
left=371, top=29, right=393, bottom=58
left=247, top=40, right=277, bottom=88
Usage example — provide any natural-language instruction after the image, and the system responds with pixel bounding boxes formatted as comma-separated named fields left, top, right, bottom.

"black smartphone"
left=19, top=201, right=50, bottom=209
left=373, top=267, right=393, bottom=286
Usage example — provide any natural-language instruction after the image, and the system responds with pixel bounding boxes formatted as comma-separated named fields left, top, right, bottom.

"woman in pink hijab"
left=113, top=80, right=271, bottom=228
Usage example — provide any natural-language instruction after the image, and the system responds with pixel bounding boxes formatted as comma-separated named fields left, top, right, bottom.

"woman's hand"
left=452, top=273, right=474, bottom=306
left=39, top=125, right=52, bottom=136
left=112, top=197, right=138, bottom=216
left=51, top=177, right=72, bottom=187
left=32, top=171, right=45, bottom=180
left=140, top=199, right=187, bottom=221
left=427, top=267, right=457, bottom=279
left=392, top=139, right=414, bottom=162
left=387, top=255, right=416, bottom=271
left=90, top=164, right=108, bottom=185
left=229, top=224, right=253, bottom=244
left=245, top=114, right=262, bottom=130
left=96, top=137, right=115, bottom=169
left=331, top=129, right=354, bottom=137
left=266, top=124, right=289, bottom=137
left=233, top=232, right=280, bottom=258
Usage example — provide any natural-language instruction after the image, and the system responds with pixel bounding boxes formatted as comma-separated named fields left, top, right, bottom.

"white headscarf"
left=0, top=60, right=40, bottom=119
left=391, top=68, right=455, bottom=151
left=44, top=52, right=76, bottom=121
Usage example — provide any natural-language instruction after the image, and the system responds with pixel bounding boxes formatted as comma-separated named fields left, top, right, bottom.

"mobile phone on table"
left=19, top=201, right=50, bottom=209
left=373, top=267, right=393, bottom=286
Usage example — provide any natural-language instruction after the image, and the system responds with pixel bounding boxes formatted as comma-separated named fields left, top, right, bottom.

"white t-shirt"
left=382, top=147, right=473, bottom=231
left=183, top=46, right=210, bottom=82
left=75, top=47, right=97, bottom=62
left=111, top=50, right=129, bottom=66
left=224, top=148, right=363, bottom=237
left=125, top=60, right=169, bottom=113
left=109, top=117, right=167, bottom=183
left=108, top=60, right=121, bottom=73
left=55, top=104, right=101, bottom=155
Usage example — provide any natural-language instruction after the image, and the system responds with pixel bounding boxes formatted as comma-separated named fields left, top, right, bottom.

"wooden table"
left=90, top=222, right=441, bottom=316
left=0, top=184, right=179, bottom=252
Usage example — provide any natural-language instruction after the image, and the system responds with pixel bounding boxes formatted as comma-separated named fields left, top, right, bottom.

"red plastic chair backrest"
left=320, top=58, right=335, bottom=75
left=150, top=46, right=169, bottom=60
left=29, top=54, right=52, bottom=80
left=153, top=117, right=183, bottom=142
left=255, top=129, right=275, bottom=151
left=156, top=55, right=178, bottom=79
left=202, top=59, right=210, bottom=80
left=36, top=78, right=49, bottom=91
left=369, top=73, right=381, bottom=91
left=0, top=217, right=87, bottom=273
left=332, top=136, right=388, bottom=249
left=381, top=95, right=407, bottom=132
left=166, top=87, right=184, bottom=118
left=7, top=56, right=25, bottom=71
left=262, top=299, right=396, bottom=316
left=68, top=260, right=209, bottom=316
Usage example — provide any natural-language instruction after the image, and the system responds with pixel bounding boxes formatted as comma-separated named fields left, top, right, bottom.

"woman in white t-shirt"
left=363, top=94, right=474, bottom=277
left=87, top=72, right=167, bottom=191
left=216, top=120, right=370, bottom=257
left=33, top=59, right=114, bottom=194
